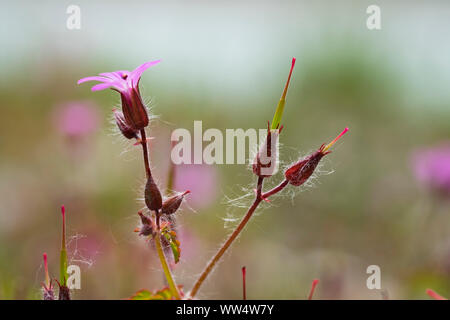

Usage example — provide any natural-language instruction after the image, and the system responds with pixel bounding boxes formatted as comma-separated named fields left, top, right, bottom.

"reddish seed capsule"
left=145, top=176, right=163, bottom=211
left=58, top=284, right=71, bottom=300
left=113, top=108, right=139, bottom=139
left=253, top=123, right=282, bottom=177
left=285, top=128, right=349, bottom=187
left=161, top=191, right=190, bottom=215
left=120, top=88, right=149, bottom=131
left=285, top=150, right=324, bottom=186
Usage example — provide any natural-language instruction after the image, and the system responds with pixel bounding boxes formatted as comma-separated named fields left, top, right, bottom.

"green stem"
left=138, top=128, right=181, bottom=299
left=154, top=230, right=181, bottom=299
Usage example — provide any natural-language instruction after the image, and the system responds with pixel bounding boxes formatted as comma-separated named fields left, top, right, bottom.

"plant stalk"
left=139, top=128, right=181, bottom=299
left=189, top=177, right=289, bottom=298
left=154, top=229, right=181, bottom=299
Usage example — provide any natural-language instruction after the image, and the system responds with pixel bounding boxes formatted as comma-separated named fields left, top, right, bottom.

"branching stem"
left=189, top=177, right=289, bottom=299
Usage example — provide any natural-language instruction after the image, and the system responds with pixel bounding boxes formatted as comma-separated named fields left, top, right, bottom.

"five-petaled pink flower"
left=78, top=60, right=161, bottom=131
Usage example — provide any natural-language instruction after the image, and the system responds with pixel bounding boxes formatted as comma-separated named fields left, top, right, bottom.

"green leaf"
left=161, top=225, right=181, bottom=264
left=129, top=286, right=182, bottom=300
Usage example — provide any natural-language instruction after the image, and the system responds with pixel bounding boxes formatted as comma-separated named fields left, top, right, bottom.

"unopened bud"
left=285, top=128, right=348, bottom=187
left=113, top=108, right=139, bottom=139
left=42, top=253, right=55, bottom=300
left=137, top=211, right=155, bottom=236
left=145, top=176, right=163, bottom=211
left=161, top=191, right=190, bottom=215
left=120, top=88, right=149, bottom=130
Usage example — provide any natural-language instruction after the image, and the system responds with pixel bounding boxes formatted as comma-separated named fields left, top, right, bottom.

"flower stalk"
left=139, top=128, right=181, bottom=299
left=242, top=266, right=247, bottom=300
left=190, top=59, right=300, bottom=298
left=154, top=225, right=181, bottom=300
left=190, top=127, right=348, bottom=298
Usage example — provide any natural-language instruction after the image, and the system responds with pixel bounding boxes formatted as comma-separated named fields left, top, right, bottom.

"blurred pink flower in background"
left=53, top=101, right=100, bottom=138
left=177, top=228, right=200, bottom=262
left=174, top=164, right=219, bottom=210
left=412, top=143, right=450, bottom=196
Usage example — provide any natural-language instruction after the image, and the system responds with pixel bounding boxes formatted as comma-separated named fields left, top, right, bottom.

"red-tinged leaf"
left=129, top=286, right=183, bottom=300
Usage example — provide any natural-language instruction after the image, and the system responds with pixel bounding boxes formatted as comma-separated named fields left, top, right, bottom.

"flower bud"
left=285, top=128, right=348, bottom=187
left=145, top=176, right=163, bottom=211
left=137, top=211, right=155, bottom=236
left=161, top=191, right=190, bottom=215
left=120, top=88, right=149, bottom=131
left=113, top=108, right=139, bottom=139
left=252, top=123, right=282, bottom=177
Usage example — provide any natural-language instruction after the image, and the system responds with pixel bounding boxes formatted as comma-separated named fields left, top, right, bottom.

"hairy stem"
left=154, top=229, right=181, bottom=299
left=261, top=179, right=289, bottom=199
left=189, top=177, right=289, bottom=298
left=140, top=129, right=152, bottom=179
left=139, top=128, right=180, bottom=299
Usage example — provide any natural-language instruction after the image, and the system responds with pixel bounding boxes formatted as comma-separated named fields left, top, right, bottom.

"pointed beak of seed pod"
left=321, top=127, right=349, bottom=154
left=270, top=58, right=296, bottom=131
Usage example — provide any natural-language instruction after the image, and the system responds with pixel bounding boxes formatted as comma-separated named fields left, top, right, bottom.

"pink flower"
left=174, top=164, right=218, bottom=210
left=412, top=143, right=450, bottom=196
left=53, top=101, right=100, bottom=138
left=78, top=60, right=161, bottom=130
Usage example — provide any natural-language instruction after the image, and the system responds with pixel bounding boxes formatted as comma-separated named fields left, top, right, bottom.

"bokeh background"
left=1, top=0, right=450, bottom=299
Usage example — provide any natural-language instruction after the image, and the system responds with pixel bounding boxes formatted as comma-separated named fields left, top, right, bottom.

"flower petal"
left=99, top=70, right=130, bottom=81
left=77, top=76, right=111, bottom=85
left=91, top=82, right=118, bottom=92
left=130, top=60, right=161, bottom=86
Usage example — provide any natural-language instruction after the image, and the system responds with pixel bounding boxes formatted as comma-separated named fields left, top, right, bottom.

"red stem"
left=262, top=179, right=289, bottom=199
left=140, top=129, right=152, bottom=179
left=189, top=176, right=289, bottom=298
left=242, top=266, right=247, bottom=300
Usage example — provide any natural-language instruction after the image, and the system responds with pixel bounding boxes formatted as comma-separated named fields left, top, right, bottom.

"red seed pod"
left=284, top=150, right=325, bottom=186
left=113, top=108, right=139, bottom=139
left=285, top=128, right=348, bottom=187
left=161, top=191, right=190, bottom=215
left=145, top=176, right=163, bottom=211
left=58, top=284, right=71, bottom=300
left=252, top=123, right=282, bottom=177
left=120, top=88, right=149, bottom=131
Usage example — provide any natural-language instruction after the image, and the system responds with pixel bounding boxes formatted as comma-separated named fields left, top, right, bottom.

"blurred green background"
left=1, top=0, right=449, bottom=299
